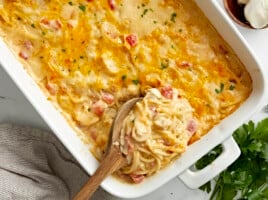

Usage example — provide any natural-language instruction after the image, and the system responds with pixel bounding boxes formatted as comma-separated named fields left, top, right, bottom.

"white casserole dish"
left=0, top=0, right=266, bottom=199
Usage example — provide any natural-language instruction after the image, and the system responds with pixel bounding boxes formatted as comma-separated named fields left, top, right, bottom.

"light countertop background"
left=0, top=1, right=267, bottom=199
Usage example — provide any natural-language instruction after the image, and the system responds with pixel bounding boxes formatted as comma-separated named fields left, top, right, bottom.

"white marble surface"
left=0, top=1, right=267, bottom=199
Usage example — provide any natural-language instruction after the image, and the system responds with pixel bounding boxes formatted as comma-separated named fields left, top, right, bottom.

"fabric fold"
left=0, top=123, right=115, bottom=200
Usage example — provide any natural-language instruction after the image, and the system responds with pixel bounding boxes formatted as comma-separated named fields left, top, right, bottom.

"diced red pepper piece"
left=187, top=119, right=198, bottom=135
left=160, top=85, right=173, bottom=99
left=40, top=18, right=62, bottom=31
left=178, top=61, right=192, bottom=68
left=125, top=34, right=138, bottom=47
left=24, top=41, right=33, bottom=50
left=90, top=128, right=97, bottom=141
left=45, top=82, right=58, bottom=95
left=130, top=174, right=145, bottom=184
left=92, top=101, right=106, bottom=116
left=40, top=18, right=50, bottom=25
left=102, top=92, right=114, bottom=104
left=19, top=51, right=28, bottom=60
left=51, top=19, right=62, bottom=31
left=108, top=0, right=116, bottom=10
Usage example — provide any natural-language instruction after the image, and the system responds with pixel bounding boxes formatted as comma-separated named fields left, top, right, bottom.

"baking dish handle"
left=178, top=136, right=240, bottom=189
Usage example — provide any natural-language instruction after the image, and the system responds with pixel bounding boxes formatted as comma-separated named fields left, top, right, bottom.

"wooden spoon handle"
left=73, top=148, right=125, bottom=200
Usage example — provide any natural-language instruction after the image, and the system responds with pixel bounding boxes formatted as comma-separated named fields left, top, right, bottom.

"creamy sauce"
left=120, top=0, right=174, bottom=36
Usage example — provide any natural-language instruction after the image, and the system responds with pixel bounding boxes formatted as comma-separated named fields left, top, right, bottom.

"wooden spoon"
left=74, top=97, right=142, bottom=200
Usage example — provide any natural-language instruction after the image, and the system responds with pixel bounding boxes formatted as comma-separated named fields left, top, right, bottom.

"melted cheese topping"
left=0, top=0, right=252, bottom=183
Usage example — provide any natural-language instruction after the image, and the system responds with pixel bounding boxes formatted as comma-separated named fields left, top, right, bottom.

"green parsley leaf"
left=170, top=12, right=177, bottom=23
left=229, top=85, right=235, bottom=90
left=79, top=4, right=86, bottom=12
left=160, top=59, right=169, bottom=70
left=141, top=9, right=148, bottom=18
left=121, top=75, right=127, bottom=81
left=252, top=118, right=268, bottom=141
left=199, top=182, right=212, bottom=193
left=132, top=79, right=139, bottom=85
left=197, top=118, right=268, bottom=200
left=215, top=83, right=224, bottom=94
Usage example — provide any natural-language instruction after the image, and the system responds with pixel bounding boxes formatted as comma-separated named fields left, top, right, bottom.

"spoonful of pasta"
left=74, top=86, right=198, bottom=200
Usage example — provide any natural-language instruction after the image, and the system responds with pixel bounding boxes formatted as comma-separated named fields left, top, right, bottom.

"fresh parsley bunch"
left=196, top=118, right=268, bottom=200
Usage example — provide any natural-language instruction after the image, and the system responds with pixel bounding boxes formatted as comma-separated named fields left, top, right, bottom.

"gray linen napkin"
left=0, top=123, right=116, bottom=200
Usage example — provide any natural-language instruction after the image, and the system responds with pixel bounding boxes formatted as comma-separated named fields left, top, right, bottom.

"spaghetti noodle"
left=117, top=87, right=197, bottom=183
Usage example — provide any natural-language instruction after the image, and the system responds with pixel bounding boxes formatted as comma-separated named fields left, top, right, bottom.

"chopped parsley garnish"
left=140, top=6, right=153, bottom=18
left=153, top=20, right=157, bottom=24
left=79, top=4, right=86, bottom=12
left=68, top=1, right=73, bottom=6
left=31, top=24, right=36, bottom=28
left=160, top=59, right=169, bottom=70
left=132, top=79, right=139, bottom=85
left=229, top=85, right=235, bottom=90
left=121, top=75, right=127, bottom=81
left=215, top=83, right=224, bottom=94
left=170, top=12, right=177, bottom=23
left=196, top=118, right=268, bottom=200
left=141, top=9, right=148, bottom=18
